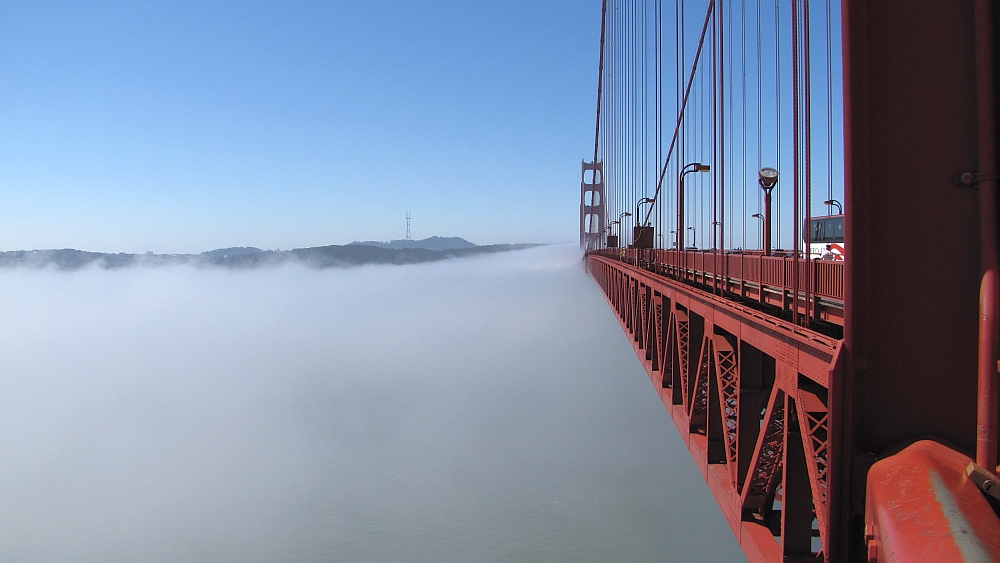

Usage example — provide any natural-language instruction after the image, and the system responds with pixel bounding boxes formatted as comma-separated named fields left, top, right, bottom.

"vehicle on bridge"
left=807, top=214, right=845, bottom=261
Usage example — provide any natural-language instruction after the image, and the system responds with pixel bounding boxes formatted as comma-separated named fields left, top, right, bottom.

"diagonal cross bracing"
left=586, top=254, right=840, bottom=562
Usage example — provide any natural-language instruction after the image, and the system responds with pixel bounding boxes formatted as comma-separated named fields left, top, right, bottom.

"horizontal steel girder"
left=588, top=254, right=842, bottom=562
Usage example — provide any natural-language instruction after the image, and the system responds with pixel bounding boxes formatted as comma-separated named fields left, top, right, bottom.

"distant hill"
left=201, top=247, right=265, bottom=257
left=0, top=242, right=541, bottom=271
left=348, top=236, right=477, bottom=251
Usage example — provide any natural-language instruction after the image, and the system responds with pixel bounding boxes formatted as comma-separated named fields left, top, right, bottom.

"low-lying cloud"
left=0, top=244, right=745, bottom=562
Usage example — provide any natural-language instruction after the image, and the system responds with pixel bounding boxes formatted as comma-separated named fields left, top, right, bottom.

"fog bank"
left=0, top=244, right=745, bottom=562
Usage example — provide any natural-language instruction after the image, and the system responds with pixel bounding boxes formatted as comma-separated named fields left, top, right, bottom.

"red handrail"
left=591, top=248, right=845, bottom=303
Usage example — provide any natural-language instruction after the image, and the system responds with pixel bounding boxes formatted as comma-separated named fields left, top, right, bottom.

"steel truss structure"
left=589, top=252, right=839, bottom=561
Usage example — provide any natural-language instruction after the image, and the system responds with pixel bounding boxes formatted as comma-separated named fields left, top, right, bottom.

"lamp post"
left=823, top=198, right=843, bottom=215
left=634, top=197, right=656, bottom=248
left=678, top=162, right=711, bottom=250
left=752, top=213, right=764, bottom=249
left=687, top=226, right=697, bottom=249
left=759, top=167, right=779, bottom=256
left=617, top=212, right=631, bottom=246
left=606, top=221, right=619, bottom=248
left=636, top=197, right=655, bottom=225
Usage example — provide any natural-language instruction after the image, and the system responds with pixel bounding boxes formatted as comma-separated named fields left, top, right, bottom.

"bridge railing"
left=590, top=248, right=845, bottom=326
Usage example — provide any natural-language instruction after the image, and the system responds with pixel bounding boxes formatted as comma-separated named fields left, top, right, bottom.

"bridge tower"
left=580, top=160, right=606, bottom=250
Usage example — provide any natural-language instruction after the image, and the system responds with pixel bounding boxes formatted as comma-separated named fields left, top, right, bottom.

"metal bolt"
left=867, top=538, right=878, bottom=563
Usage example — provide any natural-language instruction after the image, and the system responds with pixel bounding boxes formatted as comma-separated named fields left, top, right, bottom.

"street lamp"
left=687, top=226, right=697, bottom=249
left=636, top=197, right=656, bottom=225
left=617, top=212, right=632, bottom=246
left=633, top=197, right=656, bottom=248
left=759, top=167, right=779, bottom=256
left=752, top=213, right=764, bottom=249
left=823, top=199, right=843, bottom=215
left=678, top=162, right=711, bottom=250
left=606, top=220, right=621, bottom=248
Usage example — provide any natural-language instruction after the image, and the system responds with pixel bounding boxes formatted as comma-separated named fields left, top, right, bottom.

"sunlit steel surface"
left=583, top=0, right=1000, bottom=560
left=589, top=252, right=839, bottom=561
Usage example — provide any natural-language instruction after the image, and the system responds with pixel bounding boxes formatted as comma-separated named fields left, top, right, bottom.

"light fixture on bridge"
left=752, top=213, right=764, bottom=249
left=635, top=197, right=655, bottom=224
left=687, top=226, right=696, bottom=249
left=610, top=212, right=630, bottom=248
left=678, top=163, right=712, bottom=251
left=606, top=220, right=621, bottom=248
left=823, top=199, right=843, bottom=215
left=633, top=197, right=656, bottom=249
left=758, top=168, right=779, bottom=256
left=758, top=167, right=779, bottom=189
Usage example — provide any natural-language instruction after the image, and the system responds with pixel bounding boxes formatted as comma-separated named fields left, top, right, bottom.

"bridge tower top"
left=580, top=161, right=605, bottom=251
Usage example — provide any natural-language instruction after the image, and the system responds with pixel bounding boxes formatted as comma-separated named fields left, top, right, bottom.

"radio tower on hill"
left=406, top=212, right=411, bottom=240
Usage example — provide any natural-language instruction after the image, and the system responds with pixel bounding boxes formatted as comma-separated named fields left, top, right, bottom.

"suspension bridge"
left=580, top=1, right=1000, bottom=561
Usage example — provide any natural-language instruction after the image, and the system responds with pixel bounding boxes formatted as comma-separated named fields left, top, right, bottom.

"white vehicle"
left=806, top=214, right=845, bottom=260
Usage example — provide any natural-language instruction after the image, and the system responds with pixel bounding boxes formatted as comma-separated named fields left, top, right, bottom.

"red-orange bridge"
left=580, top=1, right=1000, bottom=561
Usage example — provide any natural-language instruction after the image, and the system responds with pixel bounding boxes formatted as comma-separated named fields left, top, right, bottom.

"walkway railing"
left=589, top=248, right=845, bottom=329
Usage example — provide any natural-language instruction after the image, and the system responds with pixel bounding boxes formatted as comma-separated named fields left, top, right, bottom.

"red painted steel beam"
left=865, top=440, right=1000, bottom=562
left=588, top=255, right=840, bottom=561
left=841, top=0, right=999, bottom=560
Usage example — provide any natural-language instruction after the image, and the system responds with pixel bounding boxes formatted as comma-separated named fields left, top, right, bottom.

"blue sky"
left=0, top=1, right=602, bottom=253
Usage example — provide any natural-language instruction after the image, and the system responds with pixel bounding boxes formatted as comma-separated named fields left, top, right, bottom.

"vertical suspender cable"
left=700, top=50, right=705, bottom=248
left=712, top=2, right=726, bottom=294
left=643, top=0, right=716, bottom=231
left=655, top=0, right=660, bottom=245
left=718, top=0, right=725, bottom=293
left=756, top=0, right=762, bottom=249
left=741, top=0, right=747, bottom=249
left=755, top=0, right=764, bottom=249
left=825, top=0, right=833, bottom=215
left=791, top=0, right=800, bottom=325
left=803, top=0, right=813, bottom=324
left=774, top=0, right=782, bottom=249
left=614, top=0, right=625, bottom=242
left=613, top=2, right=619, bottom=238
left=630, top=0, right=635, bottom=245
left=643, top=0, right=648, bottom=224
left=728, top=0, right=735, bottom=250
left=634, top=0, right=639, bottom=243
left=609, top=2, right=614, bottom=237
left=677, top=0, right=683, bottom=249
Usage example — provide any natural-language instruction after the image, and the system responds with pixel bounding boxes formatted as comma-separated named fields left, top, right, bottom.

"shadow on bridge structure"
left=580, top=1, right=1000, bottom=561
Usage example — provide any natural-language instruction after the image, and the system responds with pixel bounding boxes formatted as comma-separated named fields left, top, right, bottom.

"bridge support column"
left=580, top=161, right=605, bottom=251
